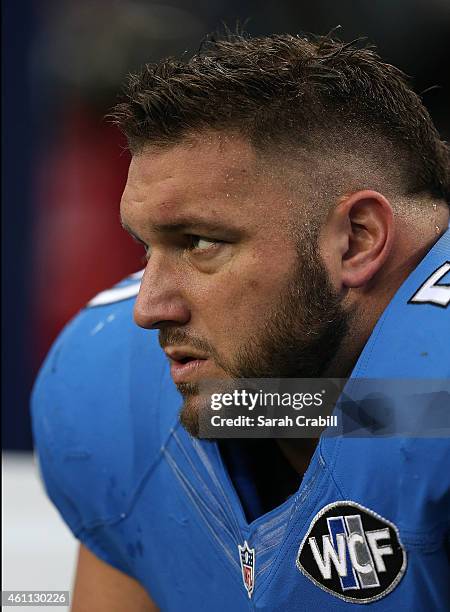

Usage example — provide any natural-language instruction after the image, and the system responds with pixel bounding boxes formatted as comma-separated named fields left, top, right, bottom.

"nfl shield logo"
left=238, top=541, right=255, bottom=598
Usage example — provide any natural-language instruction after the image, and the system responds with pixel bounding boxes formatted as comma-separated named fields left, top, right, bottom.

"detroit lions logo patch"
left=296, top=501, right=407, bottom=604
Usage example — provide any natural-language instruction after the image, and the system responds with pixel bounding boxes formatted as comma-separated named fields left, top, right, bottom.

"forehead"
left=131, top=133, right=257, bottom=187
left=120, top=132, right=302, bottom=232
left=123, top=134, right=255, bottom=206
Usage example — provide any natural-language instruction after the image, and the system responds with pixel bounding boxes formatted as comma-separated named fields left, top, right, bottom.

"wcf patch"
left=296, top=501, right=407, bottom=604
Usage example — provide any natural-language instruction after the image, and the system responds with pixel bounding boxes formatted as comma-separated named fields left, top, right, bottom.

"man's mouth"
left=164, top=348, right=209, bottom=384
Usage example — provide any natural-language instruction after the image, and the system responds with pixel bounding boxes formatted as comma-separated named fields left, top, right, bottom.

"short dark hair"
left=111, top=31, right=449, bottom=205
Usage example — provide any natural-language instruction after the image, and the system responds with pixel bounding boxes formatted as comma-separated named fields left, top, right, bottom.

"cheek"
left=198, top=261, right=291, bottom=336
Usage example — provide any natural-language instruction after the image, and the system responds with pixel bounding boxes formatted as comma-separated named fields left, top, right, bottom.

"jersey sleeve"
left=31, top=274, right=179, bottom=576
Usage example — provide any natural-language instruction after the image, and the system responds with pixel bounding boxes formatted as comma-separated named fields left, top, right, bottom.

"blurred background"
left=2, top=0, right=450, bottom=605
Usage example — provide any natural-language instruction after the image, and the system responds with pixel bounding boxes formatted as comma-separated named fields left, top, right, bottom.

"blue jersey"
left=31, top=231, right=450, bottom=611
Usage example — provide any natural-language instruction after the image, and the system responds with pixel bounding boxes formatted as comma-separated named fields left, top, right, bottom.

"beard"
left=160, top=227, right=352, bottom=437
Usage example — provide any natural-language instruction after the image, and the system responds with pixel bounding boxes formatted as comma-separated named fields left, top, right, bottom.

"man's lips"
left=169, top=358, right=208, bottom=384
left=164, top=347, right=209, bottom=384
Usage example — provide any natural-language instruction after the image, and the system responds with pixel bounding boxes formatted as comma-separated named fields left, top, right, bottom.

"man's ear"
left=321, top=190, right=395, bottom=289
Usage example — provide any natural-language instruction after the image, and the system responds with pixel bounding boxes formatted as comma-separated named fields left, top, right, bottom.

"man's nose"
left=133, top=261, right=190, bottom=330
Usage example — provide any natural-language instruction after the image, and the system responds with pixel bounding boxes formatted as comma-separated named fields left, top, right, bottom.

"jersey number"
left=409, top=262, right=450, bottom=308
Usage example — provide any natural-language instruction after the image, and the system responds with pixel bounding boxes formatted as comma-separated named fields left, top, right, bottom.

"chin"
left=179, top=395, right=201, bottom=438
left=175, top=367, right=236, bottom=437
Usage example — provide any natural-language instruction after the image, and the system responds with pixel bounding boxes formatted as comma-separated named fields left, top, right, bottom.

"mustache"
left=158, top=328, right=215, bottom=356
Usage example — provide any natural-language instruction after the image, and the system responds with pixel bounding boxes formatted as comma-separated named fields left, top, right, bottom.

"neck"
left=277, top=218, right=448, bottom=477
left=325, top=220, right=446, bottom=379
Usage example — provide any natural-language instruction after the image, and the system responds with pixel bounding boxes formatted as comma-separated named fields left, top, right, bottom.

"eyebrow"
left=121, top=217, right=241, bottom=240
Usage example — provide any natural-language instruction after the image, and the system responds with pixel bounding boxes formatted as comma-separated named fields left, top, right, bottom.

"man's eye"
left=189, top=236, right=218, bottom=251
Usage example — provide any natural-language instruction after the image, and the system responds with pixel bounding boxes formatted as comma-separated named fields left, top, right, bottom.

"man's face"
left=120, top=133, right=349, bottom=435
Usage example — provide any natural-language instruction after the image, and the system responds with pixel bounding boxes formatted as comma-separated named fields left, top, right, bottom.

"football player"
left=32, top=33, right=450, bottom=610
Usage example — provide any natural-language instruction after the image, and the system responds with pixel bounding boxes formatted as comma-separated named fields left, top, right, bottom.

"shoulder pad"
left=31, top=273, right=181, bottom=533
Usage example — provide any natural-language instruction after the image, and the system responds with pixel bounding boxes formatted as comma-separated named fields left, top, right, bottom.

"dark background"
left=3, top=0, right=450, bottom=449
